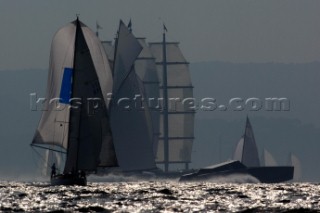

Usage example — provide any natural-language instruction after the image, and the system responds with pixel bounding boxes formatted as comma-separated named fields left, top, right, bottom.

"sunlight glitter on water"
left=1, top=180, right=320, bottom=212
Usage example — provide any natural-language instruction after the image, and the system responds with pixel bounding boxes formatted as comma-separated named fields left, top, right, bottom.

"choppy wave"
left=0, top=180, right=319, bottom=212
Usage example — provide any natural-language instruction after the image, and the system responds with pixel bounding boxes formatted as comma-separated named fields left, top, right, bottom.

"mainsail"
left=32, top=19, right=117, bottom=173
left=149, top=34, right=195, bottom=171
left=232, top=117, right=260, bottom=167
left=109, top=21, right=156, bottom=171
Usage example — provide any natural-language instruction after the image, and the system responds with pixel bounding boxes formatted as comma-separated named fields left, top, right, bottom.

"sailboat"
left=31, top=18, right=116, bottom=185
left=180, top=117, right=294, bottom=183
left=234, top=118, right=279, bottom=167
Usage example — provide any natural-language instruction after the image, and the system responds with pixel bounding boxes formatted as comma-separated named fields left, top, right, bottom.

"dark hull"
left=51, top=174, right=87, bottom=186
left=179, top=161, right=294, bottom=183
left=247, top=166, right=294, bottom=183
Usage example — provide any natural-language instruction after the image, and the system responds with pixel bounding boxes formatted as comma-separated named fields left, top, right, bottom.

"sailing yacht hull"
left=179, top=160, right=294, bottom=183
left=51, top=174, right=87, bottom=186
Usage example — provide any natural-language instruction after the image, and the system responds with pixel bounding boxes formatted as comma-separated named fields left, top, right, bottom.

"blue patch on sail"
left=59, top=68, right=73, bottom=104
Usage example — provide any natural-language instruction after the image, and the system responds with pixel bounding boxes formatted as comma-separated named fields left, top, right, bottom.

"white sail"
left=41, top=150, right=62, bottom=176
left=32, top=19, right=117, bottom=173
left=149, top=42, right=195, bottom=164
left=41, top=150, right=50, bottom=176
left=110, top=21, right=156, bottom=171
left=135, top=38, right=160, bottom=156
left=290, top=153, right=302, bottom=181
left=263, top=149, right=278, bottom=166
left=233, top=137, right=244, bottom=162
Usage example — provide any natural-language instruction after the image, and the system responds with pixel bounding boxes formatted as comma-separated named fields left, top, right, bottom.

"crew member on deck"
left=51, top=163, right=56, bottom=177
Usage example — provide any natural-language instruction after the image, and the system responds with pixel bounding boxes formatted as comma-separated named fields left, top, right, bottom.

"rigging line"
left=31, top=148, right=41, bottom=172
left=31, top=144, right=67, bottom=154
left=32, top=146, right=47, bottom=164
left=31, top=146, right=48, bottom=174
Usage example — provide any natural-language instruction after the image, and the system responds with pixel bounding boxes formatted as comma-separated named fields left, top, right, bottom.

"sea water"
left=0, top=175, right=319, bottom=212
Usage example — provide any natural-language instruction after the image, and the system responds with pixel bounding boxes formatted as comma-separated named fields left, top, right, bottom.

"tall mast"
left=162, top=26, right=169, bottom=172
left=96, top=21, right=101, bottom=38
left=149, top=25, right=194, bottom=172
left=66, top=17, right=81, bottom=173
left=241, top=117, right=248, bottom=163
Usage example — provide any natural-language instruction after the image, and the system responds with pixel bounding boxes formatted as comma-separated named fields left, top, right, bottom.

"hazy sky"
left=0, top=0, right=320, bottom=70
